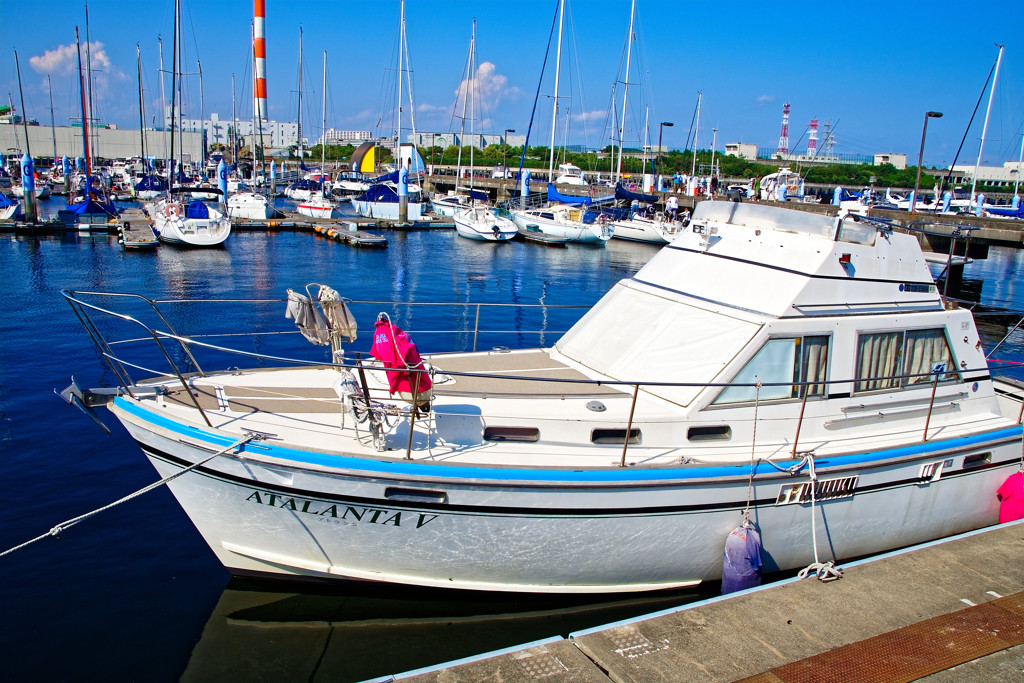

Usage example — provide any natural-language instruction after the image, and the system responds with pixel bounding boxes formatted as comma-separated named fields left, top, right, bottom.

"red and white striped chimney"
left=254, top=0, right=268, bottom=123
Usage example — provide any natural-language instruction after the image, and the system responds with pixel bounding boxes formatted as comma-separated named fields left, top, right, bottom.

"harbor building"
left=0, top=121, right=201, bottom=164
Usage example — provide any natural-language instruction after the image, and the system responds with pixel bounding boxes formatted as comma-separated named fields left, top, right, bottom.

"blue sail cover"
left=356, top=184, right=400, bottom=203
left=185, top=200, right=210, bottom=219
left=547, top=183, right=592, bottom=206
left=0, top=190, right=23, bottom=217
left=985, top=206, right=1024, bottom=219
left=614, top=183, right=659, bottom=204
left=287, top=178, right=322, bottom=192
left=135, top=174, right=168, bottom=192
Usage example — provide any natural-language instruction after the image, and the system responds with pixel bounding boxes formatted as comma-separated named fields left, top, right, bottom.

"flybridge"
left=630, top=201, right=943, bottom=319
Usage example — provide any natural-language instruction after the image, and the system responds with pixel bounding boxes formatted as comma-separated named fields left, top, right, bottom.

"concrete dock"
left=373, top=521, right=1024, bottom=683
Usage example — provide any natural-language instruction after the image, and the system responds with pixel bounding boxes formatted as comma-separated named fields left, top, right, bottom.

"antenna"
left=807, top=119, right=818, bottom=158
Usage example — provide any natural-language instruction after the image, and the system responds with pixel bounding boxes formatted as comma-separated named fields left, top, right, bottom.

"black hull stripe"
left=139, top=441, right=1019, bottom=518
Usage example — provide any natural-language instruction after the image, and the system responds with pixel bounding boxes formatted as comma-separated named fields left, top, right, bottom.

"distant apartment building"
left=170, top=108, right=299, bottom=150
left=317, top=128, right=372, bottom=146
left=948, top=161, right=1024, bottom=189
left=874, top=153, right=907, bottom=169
left=725, top=143, right=758, bottom=160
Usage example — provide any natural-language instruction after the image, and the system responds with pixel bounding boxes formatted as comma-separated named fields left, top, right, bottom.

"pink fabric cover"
left=997, top=470, right=1024, bottom=523
left=371, top=320, right=432, bottom=396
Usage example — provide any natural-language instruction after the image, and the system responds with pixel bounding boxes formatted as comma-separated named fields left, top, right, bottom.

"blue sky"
left=2, top=0, right=1023, bottom=168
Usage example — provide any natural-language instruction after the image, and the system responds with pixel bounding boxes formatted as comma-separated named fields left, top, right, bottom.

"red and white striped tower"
left=776, top=102, right=790, bottom=156
left=254, top=0, right=268, bottom=123
left=807, top=119, right=818, bottom=158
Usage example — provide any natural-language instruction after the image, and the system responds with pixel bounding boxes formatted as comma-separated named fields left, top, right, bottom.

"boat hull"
left=115, top=399, right=1014, bottom=593
left=351, top=200, right=424, bottom=221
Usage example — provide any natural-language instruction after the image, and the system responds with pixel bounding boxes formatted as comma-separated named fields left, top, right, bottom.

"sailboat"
left=451, top=21, right=516, bottom=242
left=296, top=49, right=336, bottom=219
left=509, top=0, right=611, bottom=245
left=63, top=26, right=119, bottom=231
left=149, top=0, right=230, bottom=246
left=351, top=0, right=426, bottom=221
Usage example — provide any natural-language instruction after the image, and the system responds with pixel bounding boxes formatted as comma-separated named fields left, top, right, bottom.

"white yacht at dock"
left=62, top=201, right=1024, bottom=593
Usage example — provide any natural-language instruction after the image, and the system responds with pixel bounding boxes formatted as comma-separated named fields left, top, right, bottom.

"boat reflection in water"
left=181, top=578, right=712, bottom=682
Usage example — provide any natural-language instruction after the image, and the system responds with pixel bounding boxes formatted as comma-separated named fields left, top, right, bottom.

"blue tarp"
left=547, top=183, right=592, bottom=206
left=614, top=183, right=659, bottom=204
left=185, top=200, right=210, bottom=219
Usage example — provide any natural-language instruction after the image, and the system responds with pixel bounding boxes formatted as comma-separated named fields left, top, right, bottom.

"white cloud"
left=573, top=109, right=607, bottom=124
left=454, top=61, right=513, bottom=110
left=756, top=95, right=775, bottom=104
left=29, top=41, right=113, bottom=76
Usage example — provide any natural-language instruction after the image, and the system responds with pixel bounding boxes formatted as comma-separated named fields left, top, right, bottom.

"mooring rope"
left=796, top=454, right=844, bottom=582
left=0, top=432, right=265, bottom=559
left=742, top=379, right=762, bottom=525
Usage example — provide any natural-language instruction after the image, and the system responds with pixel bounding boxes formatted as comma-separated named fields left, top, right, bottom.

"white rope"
left=0, top=433, right=264, bottom=559
left=796, top=454, right=844, bottom=582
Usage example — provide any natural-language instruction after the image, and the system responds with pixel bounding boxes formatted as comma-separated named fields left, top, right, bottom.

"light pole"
left=657, top=121, right=673, bottom=181
left=503, top=129, right=515, bottom=177
left=912, top=111, right=942, bottom=213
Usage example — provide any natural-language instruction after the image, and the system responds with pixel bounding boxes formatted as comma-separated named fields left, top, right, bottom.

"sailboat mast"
left=75, top=27, right=91, bottom=177
left=198, top=60, right=205, bottom=168
left=615, top=0, right=635, bottom=184
left=1015, top=131, right=1024, bottom=200
left=297, top=27, right=304, bottom=162
left=690, top=91, right=702, bottom=177
left=48, top=75, right=57, bottom=163
left=456, top=22, right=470, bottom=181
left=970, top=44, right=1004, bottom=209
left=137, top=45, right=146, bottom=166
left=469, top=20, right=476, bottom=192
left=320, top=50, right=327, bottom=174
left=548, top=0, right=565, bottom=179
left=169, top=0, right=178, bottom=189
left=159, top=37, right=168, bottom=165
left=84, top=2, right=95, bottom=168
left=396, top=0, right=405, bottom=159
left=231, top=74, right=236, bottom=163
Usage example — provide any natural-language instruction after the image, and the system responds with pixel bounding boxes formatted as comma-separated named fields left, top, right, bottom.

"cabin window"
left=484, top=426, right=540, bottom=442
left=855, top=328, right=956, bottom=393
left=591, top=428, right=641, bottom=445
left=539, top=212, right=555, bottom=220
left=714, top=335, right=830, bottom=404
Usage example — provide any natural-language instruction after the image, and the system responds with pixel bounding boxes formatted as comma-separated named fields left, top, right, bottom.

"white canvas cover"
left=555, top=282, right=762, bottom=406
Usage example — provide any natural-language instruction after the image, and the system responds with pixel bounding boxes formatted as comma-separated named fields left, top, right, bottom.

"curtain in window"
left=904, top=329, right=954, bottom=385
left=856, top=332, right=902, bottom=392
left=801, top=336, right=829, bottom=396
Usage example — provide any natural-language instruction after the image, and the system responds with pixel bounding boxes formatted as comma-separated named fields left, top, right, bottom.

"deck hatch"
left=776, top=475, right=858, bottom=505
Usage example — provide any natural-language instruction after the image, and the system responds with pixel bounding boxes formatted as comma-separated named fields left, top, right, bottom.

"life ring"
left=628, top=183, right=636, bottom=191
left=164, top=203, right=181, bottom=219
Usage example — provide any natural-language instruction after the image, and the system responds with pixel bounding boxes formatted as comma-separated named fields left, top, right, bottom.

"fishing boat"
left=61, top=201, right=1024, bottom=593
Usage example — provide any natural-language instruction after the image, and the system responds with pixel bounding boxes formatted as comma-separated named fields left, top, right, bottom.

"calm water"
left=3, top=197, right=1024, bottom=680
